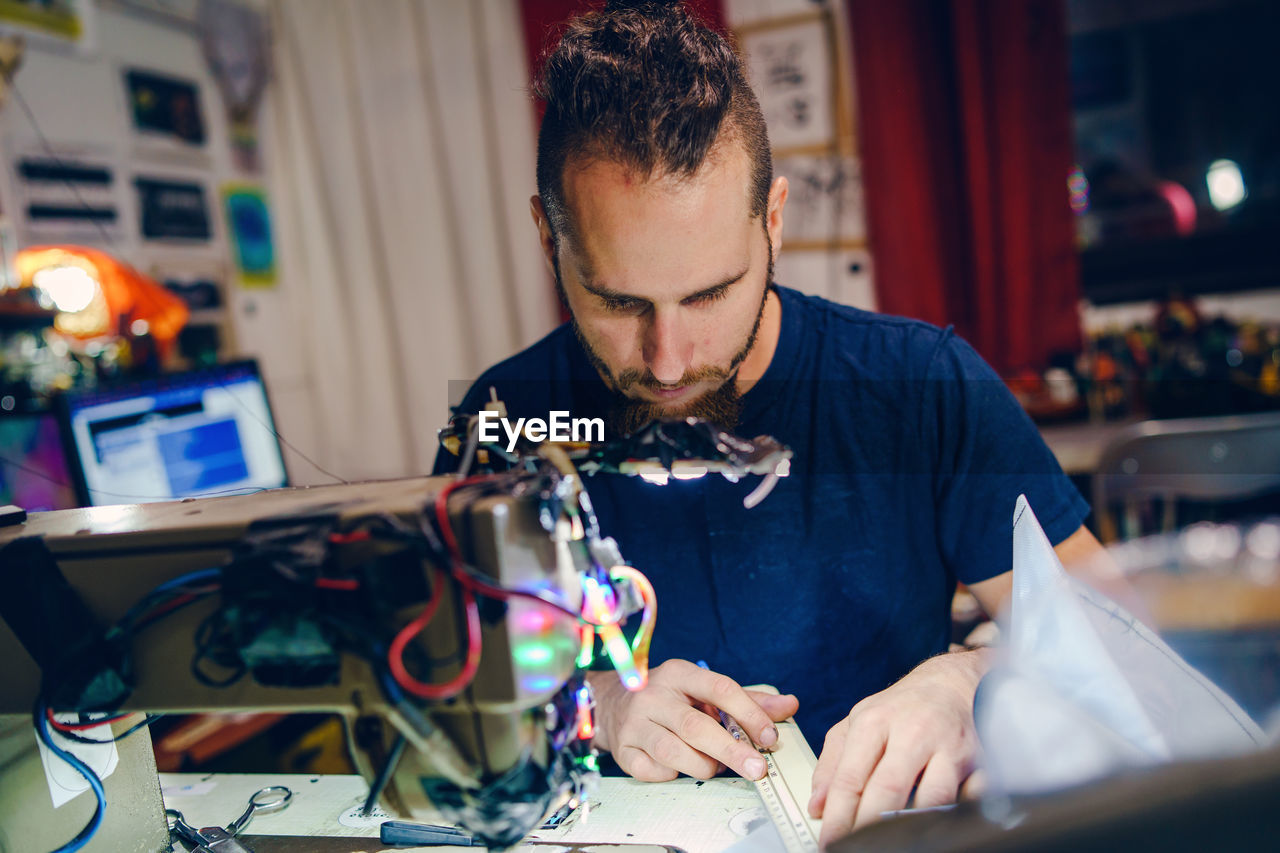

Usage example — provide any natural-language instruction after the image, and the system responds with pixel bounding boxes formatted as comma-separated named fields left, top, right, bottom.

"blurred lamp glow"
left=33, top=265, right=97, bottom=313
left=1206, top=159, right=1246, bottom=211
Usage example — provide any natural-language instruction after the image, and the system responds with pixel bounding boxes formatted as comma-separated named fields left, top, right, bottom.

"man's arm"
left=966, top=523, right=1108, bottom=616
left=808, top=523, right=1106, bottom=848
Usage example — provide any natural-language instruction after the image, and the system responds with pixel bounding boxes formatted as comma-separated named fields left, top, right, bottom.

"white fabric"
left=977, top=495, right=1264, bottom=795
left=264, top=0, right=557, bottom=483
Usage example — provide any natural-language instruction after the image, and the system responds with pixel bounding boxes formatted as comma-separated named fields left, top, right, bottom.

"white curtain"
left=263, top=0, right=557, bottom=484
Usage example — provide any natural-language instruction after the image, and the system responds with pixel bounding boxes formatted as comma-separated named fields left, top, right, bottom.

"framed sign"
left=134, top=176, right=211, bottom=241
left=125, top=68, right=207, bottom=146
left=12, top=148, right=123, bottom=243
left=740, top=15, right=836, bottom=153
left=773, top=154, right=865, bottom=248
left=0, top=0, right=94, bottom=50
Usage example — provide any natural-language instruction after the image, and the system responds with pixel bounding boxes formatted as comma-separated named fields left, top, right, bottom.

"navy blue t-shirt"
left=434, top=285, right=1089, bottom=744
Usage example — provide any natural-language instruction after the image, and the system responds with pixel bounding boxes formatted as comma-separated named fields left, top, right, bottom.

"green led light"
left=513, top=642, right=556, bottom=667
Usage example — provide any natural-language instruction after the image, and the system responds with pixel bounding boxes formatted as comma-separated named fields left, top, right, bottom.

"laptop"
left=58, top=360, right=289, bottom=506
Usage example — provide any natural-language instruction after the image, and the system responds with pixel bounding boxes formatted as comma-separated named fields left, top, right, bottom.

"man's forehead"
left=559, top=147, right=757, bottom=283
left=561, top=140, right=753, bottom=217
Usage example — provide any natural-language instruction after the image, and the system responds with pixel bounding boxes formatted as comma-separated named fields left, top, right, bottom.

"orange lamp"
left=15, top=245, right=188, bottom=355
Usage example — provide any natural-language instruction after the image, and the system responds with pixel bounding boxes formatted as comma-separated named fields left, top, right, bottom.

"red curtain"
left=848, top=0, right=1082, bottom=375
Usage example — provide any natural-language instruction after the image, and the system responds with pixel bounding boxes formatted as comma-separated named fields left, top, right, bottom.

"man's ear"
left=530, top=196, right=556, bottom=276
left=765, top=176, right=788, bottom=262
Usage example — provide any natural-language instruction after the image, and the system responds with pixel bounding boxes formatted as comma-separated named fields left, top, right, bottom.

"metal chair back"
left=1093, top=411, right=1280, bottom=541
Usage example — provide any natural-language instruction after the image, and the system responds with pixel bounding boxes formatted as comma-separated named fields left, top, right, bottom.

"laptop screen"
left=60, top=361, right=289, bottom=505
left=0, top=409, right=79, bottom=512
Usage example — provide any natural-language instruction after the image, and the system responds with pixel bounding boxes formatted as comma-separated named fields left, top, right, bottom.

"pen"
left=540, top=798, right=578, bottom=829
left=696, top=660, right=745, bottom=742
left=380, top=820, right=484, bottom=847
left=879, top=803, right=957, bottom=819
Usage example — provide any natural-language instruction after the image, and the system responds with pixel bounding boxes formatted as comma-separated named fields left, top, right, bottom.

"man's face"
left=532, top=142, right=786, bottom=433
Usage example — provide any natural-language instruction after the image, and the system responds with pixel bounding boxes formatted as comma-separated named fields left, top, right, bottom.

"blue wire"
left=151, top=568, right=222, bottom=594
left=33, top=702, right=106, bottom=853
left=374, top=648, right=405, bottom=704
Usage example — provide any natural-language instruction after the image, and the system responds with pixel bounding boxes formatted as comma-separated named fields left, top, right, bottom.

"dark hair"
left=533, top=1, right=772, bottom=246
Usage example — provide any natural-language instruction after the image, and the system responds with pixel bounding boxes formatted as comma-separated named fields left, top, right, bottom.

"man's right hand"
left=586, top=660, right=800, bottom=782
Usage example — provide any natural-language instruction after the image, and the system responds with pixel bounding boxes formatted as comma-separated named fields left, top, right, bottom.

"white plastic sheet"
left=976, top=496, right=1264, bottom=795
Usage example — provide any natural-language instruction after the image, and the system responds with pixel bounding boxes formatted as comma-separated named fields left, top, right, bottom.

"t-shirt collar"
left=738, top=284, right=801, bottom=426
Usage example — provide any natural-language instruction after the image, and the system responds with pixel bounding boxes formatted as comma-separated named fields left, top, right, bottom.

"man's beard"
left=556, top=238, right=774, bottom=436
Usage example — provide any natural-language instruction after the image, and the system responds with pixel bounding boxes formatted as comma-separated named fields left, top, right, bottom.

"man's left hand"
left=807, top=649, right=987, bottom=848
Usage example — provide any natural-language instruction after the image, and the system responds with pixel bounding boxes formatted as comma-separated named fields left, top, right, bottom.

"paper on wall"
left=35, top=715, right=119, bottom=808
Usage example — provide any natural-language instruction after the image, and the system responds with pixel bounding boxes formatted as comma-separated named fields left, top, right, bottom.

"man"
left=434, top=1, right=1104, bottom=846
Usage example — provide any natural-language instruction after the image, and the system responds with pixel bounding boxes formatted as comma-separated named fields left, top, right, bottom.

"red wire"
left=387, top=579, right=483, bottom=700
left=318, top=527, right=386, bottom=588
left=384, top=476, right=493, bottom=700
left=319, top=529, right=371, bottom=587
left=46, top=707, right=129, bottom=731
left=314, top=578, right=360, bottom=590
left=135, top=592, right=198, bottom=628
left=434, top=475, right=571, bottom=609
left=433, top=475, right=492, bottom=562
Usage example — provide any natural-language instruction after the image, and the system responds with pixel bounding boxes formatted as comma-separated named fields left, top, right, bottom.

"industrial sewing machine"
left=0, top=418, right=791, bottom=853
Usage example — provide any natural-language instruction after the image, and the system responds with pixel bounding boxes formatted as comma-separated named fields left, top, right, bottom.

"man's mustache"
left=614, top=364, right=733, bottom=391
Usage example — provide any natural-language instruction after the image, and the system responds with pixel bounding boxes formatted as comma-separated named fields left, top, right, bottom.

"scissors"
left=167, top=786, right=293, bottom=852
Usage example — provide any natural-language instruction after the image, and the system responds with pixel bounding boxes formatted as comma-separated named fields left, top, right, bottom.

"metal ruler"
left=731, top=688, right=822, bottom=853
left=753, top=733, right=820, bottom=853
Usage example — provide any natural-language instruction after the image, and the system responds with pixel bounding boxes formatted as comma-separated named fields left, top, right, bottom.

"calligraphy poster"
left=741, top=17, right=834, bottom=152
left=773, top=154, right=865, bottom=245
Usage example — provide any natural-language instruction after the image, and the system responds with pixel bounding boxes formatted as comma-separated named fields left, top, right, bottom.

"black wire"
left=0, top=448, right=273, bottom=503
left=211, top=376, right=351, bottom=485
left=191, top=650, right=245, bottom=688
left=0, top=448, right=276, bottom=502
left=0, top=450, right=77, bottom=490
left=190, top=610, right=247, bottom=688
left=359, top=733, right=407, bottom=817
left=116, top=582, right=218, bottom=633
left=470, top=680, right=493, bottom=777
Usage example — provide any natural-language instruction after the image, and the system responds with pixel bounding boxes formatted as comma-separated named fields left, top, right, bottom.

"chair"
left=1093, top=410, right=1280, bottom=542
